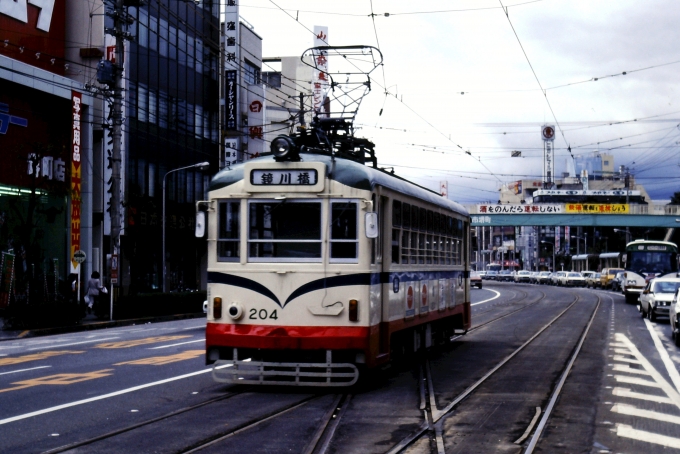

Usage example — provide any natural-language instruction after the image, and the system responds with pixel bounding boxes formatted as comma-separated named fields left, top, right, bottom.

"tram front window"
left=628, top=251, right=677, bottom=275
left=249, top=201, right=322, bottom=261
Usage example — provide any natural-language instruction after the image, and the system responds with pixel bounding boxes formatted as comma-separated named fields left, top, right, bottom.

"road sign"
left=73, top=250, right=86, bottom=264
left=111, top=253, right=119, bottom=284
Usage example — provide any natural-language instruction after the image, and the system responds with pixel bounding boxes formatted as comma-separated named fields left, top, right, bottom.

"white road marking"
left=615, top=376, right=662, bottom=388
left=612, top=355, right=642, bottom=364
left=182, top=325, right=206, bottom=330
left=614, top=333, right=680, bottom=410
left=613, top=387, right=673, bottom=405
left=613, top=348, right=634, bottom=355
left=148, top=339, right=205, bottom=349
left=617, top=424, right=680, bottom=449
left=0, top=366, right=52, bottom=376
left=26, top=337, right=120, bottom=351
left=471, top=289, right=500, bottom=306
left=612, top=365, right=651, bottom=376
left=643, top=318, right=680, bottom=394
left=612, top=403, right=680, bottom=425
left=0, top=364, right=231, bottom=425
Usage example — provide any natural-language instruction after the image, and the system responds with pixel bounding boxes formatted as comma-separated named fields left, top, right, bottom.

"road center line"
left=0, top=366, right=52, bottom=376
left=148, top=339, right=205, bottom=349
left=471, top=289, right=501, bottom=306
left=643, top=318, right=680, bottom=393
left=26, top=337, right=120, bottom=351
left=0, top=364, right=230, bottom=425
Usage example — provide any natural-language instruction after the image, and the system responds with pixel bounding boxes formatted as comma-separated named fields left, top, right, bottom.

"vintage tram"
left=621, top=240, right=679, bottom=303
left=197, top=122, right=471, bottom=386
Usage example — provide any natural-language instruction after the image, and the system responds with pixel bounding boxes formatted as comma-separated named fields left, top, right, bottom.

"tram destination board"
left=250, top=169, right=318, bottom=186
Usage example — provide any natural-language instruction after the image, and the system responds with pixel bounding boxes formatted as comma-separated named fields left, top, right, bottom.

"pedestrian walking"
left=85, top=271, right=108, bottom=317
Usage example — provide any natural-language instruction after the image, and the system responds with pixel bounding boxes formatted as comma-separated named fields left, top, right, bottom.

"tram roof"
left=210, top=153, right=469, bottom=216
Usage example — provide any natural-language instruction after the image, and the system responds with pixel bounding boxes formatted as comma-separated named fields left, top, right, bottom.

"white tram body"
left=621, top=240, right=679, bottom=303
left=201, top=153, right=471, bottom=385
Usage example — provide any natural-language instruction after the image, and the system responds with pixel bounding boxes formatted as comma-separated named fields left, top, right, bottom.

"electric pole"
left=111, top=0, right=124, bottom=259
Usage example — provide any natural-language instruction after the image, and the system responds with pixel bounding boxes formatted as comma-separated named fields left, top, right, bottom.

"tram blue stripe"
left=208, top=270, right=467, bottom=308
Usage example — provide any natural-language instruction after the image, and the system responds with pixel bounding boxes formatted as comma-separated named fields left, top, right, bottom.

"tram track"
left=387, top=291, right=602, bottom=453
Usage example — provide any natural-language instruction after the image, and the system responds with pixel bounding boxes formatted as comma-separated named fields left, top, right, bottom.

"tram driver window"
left=248, top=201, right=322, bottom=261
left=217, top=201, right=240, bottom=261
left=330, top=201, right=358, bottom=262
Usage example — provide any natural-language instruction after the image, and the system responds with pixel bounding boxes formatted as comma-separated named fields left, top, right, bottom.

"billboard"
left=0, top=0, right=66, bottom=74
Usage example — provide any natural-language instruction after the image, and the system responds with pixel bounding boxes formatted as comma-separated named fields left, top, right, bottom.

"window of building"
left=187, top=35, right=195, bottom=69
left=138, top=9, right=148, bottom=48
left=195, top=38, right=203, bottom=73
left=244, top=60, right=260, bottom=85
left=169, top=26, right=177, bottom=60
left=148, top=90, right=157, bottom=124
left=159, top=18, right=168, bottom=57
left=158, top=91, right=168, bottom=129
left=330, top=201, right=358, bottom=262
left=194, top=105, right=203, bottom=138
left=262, top=72, right=282, bottom=89
left=248, top=201, right=322, bottom=262
left=148, top=162, right=156, bottom=197
left=127, top=83, right=137, bottom=118
left=186, top=171, right=194, bottom=202
left=178, top=30, right=187, bottom=66
left=149, top=14, right=158, bottom=52
left=138, top=84, right=148, bottom=122
left=218, top=201, right=240, bottom=261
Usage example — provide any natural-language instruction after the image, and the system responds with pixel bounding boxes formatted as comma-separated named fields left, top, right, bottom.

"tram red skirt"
left=206, top=323, right=371, bottom=350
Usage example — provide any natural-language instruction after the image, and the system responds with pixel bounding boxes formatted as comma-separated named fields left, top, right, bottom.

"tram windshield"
left=627, top=251, right=678, bottom=275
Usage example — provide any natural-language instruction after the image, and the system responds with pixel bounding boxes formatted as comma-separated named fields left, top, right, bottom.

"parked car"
left=478, top=271, right=487, bottom=279
left=498, top=270, right=514, bottom=282
left=639, top=278, right=680, bottom=321
left=600, top=268, right=624, bottom=289
left=581, top=271, right=596, bottom=281
left=529, top=271, right=540, bottom=284
left=611, top=271, right=625, bottom=292
left=514, top=270, right=532, bottom=283
left=586, top=273, right=601, bottom=289
left=536, top=272, right=552, bottom=285
left=551, top=271, right=567, bottom=286
left=470, top=271, right=483, bottom=289
left=669, top=290, right=680, bottom=346
left=486, top=270, right=499, bottom=281
left=561, top=272, right=586, bottom=287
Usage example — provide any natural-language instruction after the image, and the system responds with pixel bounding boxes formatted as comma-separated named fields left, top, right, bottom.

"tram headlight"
left=270, top=135, right=300, bottom=161
left=227, top=302, right=244, bottom=320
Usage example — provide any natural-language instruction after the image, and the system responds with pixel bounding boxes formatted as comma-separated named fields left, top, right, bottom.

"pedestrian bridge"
left=465, top=203, right=680, bottom=227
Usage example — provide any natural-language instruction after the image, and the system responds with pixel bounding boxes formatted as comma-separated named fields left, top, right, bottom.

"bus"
left=621, top=240, right=679, bottom=303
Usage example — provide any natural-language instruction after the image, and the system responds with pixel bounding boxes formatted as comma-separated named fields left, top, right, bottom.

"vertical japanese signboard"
left=223, top=0, right=240, bottom=167
left=224, top=137, right=239, bottom=170
left=247, top=85, right=265, bottom=156
left=542, top=125, right=555, bottom=188
left=312, top=26, right=329, bottom=117
left=71, top=91, right=82, bottom=268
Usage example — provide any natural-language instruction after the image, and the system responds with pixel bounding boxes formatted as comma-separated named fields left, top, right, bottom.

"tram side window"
left=217, top=201, right=240, bottom=261
left=392, top=201, right=401, bottom=264
left=248, top=201, right=322, bottom=261
left=330, top=202, right=358, bottom=262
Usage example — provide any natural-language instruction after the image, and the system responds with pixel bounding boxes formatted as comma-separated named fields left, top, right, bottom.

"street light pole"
left=162, top=162, right=209, bottom=293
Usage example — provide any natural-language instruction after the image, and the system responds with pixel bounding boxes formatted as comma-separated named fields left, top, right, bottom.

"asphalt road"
left=0, top=284, right=679, bottom=453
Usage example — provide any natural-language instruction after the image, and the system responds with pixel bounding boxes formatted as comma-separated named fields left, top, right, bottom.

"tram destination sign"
left=251, top=169, right=318, bottom=186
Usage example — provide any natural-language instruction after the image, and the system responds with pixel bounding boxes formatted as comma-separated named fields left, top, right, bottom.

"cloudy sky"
left=240, top=0, right=680, bottom=202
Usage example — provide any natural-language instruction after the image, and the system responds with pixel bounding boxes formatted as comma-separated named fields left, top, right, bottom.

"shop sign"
left=70, top=91, right=81, bottom=268
left=312, top=26, right=329, bottom=116
left=247, top=85, right=265, bottom=156
left=225, top=70, right=237, bottom=130
left=27, top=154, right=65, bottom=181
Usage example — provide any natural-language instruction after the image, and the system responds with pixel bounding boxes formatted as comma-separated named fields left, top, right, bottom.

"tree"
left=670, top=191, right=680, bottom=205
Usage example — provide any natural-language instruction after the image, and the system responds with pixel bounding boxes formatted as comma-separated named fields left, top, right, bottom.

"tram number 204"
left=249, top=308, right=278, bottom=320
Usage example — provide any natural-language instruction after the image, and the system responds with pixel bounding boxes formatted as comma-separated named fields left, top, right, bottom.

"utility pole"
left=106, top=0, right=131, bottom=295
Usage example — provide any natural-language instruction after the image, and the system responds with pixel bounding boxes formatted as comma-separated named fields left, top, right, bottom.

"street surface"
left=1, top=283, right=679, bottom=453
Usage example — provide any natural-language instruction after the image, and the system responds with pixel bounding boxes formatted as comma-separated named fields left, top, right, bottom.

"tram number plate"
left=249, top=308, right=278, bottom=320
left=251, top=169, right=318, bottom=186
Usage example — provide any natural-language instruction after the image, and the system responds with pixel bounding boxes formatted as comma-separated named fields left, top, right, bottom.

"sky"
left=238, top=0, right=680, bottom=203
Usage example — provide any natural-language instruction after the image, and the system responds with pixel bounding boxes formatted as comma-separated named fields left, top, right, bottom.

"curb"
left=0, top=313, right=206, bottom=342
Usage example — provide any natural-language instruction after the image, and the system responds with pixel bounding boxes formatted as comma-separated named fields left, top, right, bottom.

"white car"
left=514, top=270, right=532, bottom=283
left=670, top=290, right=680, bottom=346
left=639, top=278, right=680, bottom=322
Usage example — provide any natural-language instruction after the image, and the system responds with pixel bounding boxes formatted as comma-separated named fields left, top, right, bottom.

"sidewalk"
left=0, top=312, right=206, bottom=342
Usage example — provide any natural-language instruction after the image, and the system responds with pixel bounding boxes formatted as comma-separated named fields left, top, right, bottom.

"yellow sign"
left=115, top=350, right=204, bottom=366
left=95, top=335, right=190, bottom=349
left=0, top=369, right=113, bottom=394
left=565, top=204, right=629, bottom=214
left=0, top=351, right=84, bottom=367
